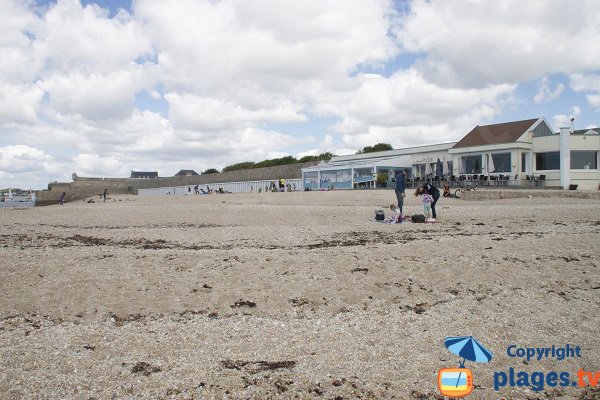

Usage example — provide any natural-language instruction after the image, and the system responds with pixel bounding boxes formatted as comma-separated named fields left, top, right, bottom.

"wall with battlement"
left=35, top=161, right=318, bottom=206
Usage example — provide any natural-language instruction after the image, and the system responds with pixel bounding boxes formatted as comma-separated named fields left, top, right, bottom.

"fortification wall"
left=36, top=182, right=133, bottom=206
left=35, top=161, right=318, bottom=206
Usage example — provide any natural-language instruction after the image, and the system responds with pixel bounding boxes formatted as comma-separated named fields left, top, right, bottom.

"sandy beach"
left=0, top=190, right=598, bottom=399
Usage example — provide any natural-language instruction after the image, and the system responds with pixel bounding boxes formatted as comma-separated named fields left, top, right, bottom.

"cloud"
left=37, top=0, right=152, bottom=74
left=398, top=0, right=600, bottom=87
left=324, top=69, right=514, bottom=148
left=570, top=73, right=600, bottom=92
left=40, top=65, right=154, bottom=122
left=570, top=73, right=600, bottom=111
left=587, top=94, right=600, bottom=111
left=534, top=77, right=564, bottom=103
left=0, top=81, right=44, bottom=125
left=552, top=105, right=581, bottom=129
left=0, top=144, right=63, bottom=187
left=165, top=93, right=306, bottom=132
left=135, top=0, right=398, bottom=92
left=73, top=153, right=127, bottom=176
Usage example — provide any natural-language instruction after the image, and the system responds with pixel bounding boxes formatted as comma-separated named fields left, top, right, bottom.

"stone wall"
left=35, top=161, right=318, bottom=206
left=460, top=188, right=600, bottom=201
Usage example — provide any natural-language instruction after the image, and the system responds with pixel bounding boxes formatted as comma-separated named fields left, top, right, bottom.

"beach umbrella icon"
left=444, top=336, right=493, bottom=390
left=445, top=336, right=493, bottom=366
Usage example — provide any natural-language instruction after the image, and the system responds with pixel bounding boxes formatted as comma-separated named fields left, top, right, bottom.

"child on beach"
left=386, top=204, right=402, bottom=224
left=421, top=191, right=434, bottom=221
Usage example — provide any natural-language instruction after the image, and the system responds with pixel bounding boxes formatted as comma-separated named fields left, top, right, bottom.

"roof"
left=131, top=171, right=158, bottom=178
left=175, top=170, right=199, bottom=176
left=452, top=118, right=539, bottom=149
left=572, top=128, right=599, bottom=135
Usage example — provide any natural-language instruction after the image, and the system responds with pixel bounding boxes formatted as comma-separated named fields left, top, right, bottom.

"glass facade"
left=320, top=169, right=352, bottom=189
left=571, top=151, right=598, bottom=169
left=490, top=153, right=511, bottom=173
left=536, top=152, right=560, bottom=170
left=353, top=167, right=374, bottom=182
left=303, top=172, right=318, bottom=189
left=461, top=155, right=482, bottom=174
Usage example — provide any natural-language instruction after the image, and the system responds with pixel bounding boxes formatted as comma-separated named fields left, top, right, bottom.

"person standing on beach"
left=395, top=169, right=408, bottom=214
left=102, top=189, right=108, bottom=202
left=415, top=181, right=440, bottom=220
left=58, top=192, right=65, bottom=205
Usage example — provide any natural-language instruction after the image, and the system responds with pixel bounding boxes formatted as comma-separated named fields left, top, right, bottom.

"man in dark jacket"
left=422, top=181, right=441, bottom=219
left=395, top=169, right=409, bottom=214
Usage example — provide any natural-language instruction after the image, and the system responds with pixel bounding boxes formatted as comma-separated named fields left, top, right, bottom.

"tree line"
left=201, top=143, right=392, bottom=174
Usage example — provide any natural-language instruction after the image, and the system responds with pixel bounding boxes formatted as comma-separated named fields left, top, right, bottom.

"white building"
left=302, top=118, right=600, bottom=190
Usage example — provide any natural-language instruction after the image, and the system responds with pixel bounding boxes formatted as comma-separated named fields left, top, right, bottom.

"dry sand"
left=0, top=190, right=598, bottom=399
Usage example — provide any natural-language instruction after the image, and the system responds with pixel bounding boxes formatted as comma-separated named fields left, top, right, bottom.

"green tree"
left=298, top=152, right=334, bottom=163
left=222, top=162, right=255, bottom=172
left=202, top=168, right=220, bottom=174
left=356, top=143, right=393, bottom=154
left=254, top=155, right=297, bottom=169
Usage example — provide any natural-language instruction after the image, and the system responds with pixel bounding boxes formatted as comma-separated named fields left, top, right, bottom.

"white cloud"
left=165, top=93, right=306, bottom=132
left=40, top=65, right=154, bottom=121
left=135, top=0, right=398, bottom=96
left=587, top=94, right=600, bottom=111
left=570, top=73, right=600, bottom=92
left=0, top=144, right=63, bottom=187
left=73, top=153, right=126, bottom=176
left=552, top=105, right=582, bottom=129
left=0, top=81, right=44, bottom=124
left=325, top=69, right=514, bottom=147
left=398, top=0, right=600, bottom=87
left=37, top=0, right=152, bottom=73
left=570, top=73, right=600, bottom=111
left=534, top=77, right=564, bottom=103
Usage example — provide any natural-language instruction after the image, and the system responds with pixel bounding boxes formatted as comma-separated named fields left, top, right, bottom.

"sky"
left=1, top=0, right=599, bottom=189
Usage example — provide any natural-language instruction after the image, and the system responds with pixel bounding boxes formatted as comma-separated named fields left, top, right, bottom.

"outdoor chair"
left=538, top=175, right=546, bottom=186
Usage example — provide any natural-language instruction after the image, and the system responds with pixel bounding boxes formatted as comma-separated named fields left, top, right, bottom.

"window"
left=461, top=155, right=482, bottom=174
left=490, top=153, right=511, bottom=173
left=535, top=151, right=598, bottom=170
left=446, top=161, right=453, bottom=176
left=536, top=152, right=560, bottom=170
left=304, top=172, right=318, bottom=189
left=522, top=153, right=527, bottom=173
left=571, top=151, right=597, bottom=169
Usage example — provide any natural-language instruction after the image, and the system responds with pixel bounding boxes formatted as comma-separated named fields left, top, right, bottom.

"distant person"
left=102, top=189, right=108, bottom=202
left=58, top=192, right=65, bottom=205
left=443, top=181, right=450, bottom=198
left=194, top=185, right=199, bottom=194
left=395, top=169, right=408, bottom=214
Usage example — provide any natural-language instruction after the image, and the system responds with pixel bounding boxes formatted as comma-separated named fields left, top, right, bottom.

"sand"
left=0, top=190, right=598, bottom=399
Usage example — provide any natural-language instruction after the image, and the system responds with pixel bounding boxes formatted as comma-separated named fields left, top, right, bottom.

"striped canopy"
left=444, top=336, right=493, bottom=363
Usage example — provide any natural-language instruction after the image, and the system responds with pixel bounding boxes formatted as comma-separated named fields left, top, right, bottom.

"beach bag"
left=411, top=214, right=426, bottom=223
left=375, top=210, right=385, bottom=221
